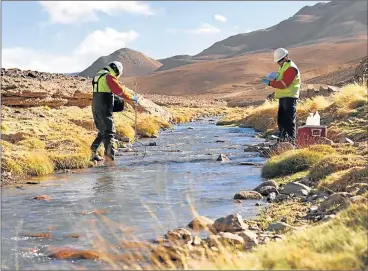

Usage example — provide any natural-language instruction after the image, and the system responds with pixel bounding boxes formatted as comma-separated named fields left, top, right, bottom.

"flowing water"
left=1, top=118, right=266, bottom=270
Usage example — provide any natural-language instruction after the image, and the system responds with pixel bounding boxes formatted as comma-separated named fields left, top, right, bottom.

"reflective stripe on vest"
left=92, top=66, right=116, bottom=93
left=275, top=60, right=301, bottom=99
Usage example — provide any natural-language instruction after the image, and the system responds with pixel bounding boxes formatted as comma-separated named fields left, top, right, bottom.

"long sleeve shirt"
left=270, top=67, right=298, bottom=89
left=106, top=74, right=134, bottom=100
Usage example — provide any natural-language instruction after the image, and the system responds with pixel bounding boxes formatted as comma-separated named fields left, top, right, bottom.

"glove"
left=132, top=94, right=138, bottom=104
left=261, top=79, right=270, bottom=86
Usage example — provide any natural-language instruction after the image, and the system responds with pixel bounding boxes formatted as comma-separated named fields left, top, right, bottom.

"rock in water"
left=213, top=214, right=248, bottom=232
left=234, top=191, right=262, bottom=200
left=281, top=182, right=311, bottom=197
left=217, top=154, right=229, bottom=162
left=253, top=180, right=278, bottom=192
left=259, top=186, right=279, bottom=196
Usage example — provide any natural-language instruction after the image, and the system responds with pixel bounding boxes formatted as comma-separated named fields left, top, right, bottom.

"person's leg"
left=284, top=98, right=297, bottom=143
left=277, top=98, right=286, bottom=141
left=102, top=113, right=117, bottom=163
left=91, top=106, right=104, bottom=161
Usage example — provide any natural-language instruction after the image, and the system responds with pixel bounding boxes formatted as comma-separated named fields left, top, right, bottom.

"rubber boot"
left=104, top=144, right=116, bottom=166
left=91, top=151, right=104, bottom=162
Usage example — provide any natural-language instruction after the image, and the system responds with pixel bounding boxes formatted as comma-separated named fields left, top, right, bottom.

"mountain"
left=158, top=1, right=367, bottom=71
left=122, top=38, right=367, bottom=106
left=79, top=48, right=162, bottom=78
left=156, top=55, right=204, bottom=72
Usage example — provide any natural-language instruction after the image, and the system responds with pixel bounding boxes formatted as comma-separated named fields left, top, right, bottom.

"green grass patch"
left=262, top=149, right=325, bottom=179
left=272, top=170, right=310, bottom=185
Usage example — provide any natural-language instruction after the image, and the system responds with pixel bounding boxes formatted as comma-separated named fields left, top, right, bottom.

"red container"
left=297, top=125, right=327, bottom=148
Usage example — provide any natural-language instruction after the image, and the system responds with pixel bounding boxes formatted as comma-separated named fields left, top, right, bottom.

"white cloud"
left=39, top=1, right=154, bottom=24
left=2, top=28, right=139, bottom=73
left=187, top=23, right=220, bottom=35
left=214, top=14, right=227, bottom=23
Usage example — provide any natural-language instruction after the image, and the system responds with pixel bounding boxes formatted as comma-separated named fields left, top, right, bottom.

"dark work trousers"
left=91, top=92, right=117, bottom=160
left=277, top=97, right=297, bottom=142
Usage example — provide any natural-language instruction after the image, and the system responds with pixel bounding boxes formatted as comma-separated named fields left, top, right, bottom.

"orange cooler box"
left=297, top=125, right=327, bottom=148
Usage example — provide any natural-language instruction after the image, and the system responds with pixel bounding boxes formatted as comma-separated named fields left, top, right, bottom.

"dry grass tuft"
left=309, top=154, right=366, bottom=181
left=318, top=167, right=368, bottom=193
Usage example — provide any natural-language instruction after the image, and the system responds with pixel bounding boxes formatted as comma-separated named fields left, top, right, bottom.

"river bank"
left=146, top=82, right=367, bottom=270
left=1, top=105, right=240, bottom=188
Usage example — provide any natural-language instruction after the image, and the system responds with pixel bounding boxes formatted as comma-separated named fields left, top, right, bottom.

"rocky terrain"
left=1, top=68, right=172, bottom=122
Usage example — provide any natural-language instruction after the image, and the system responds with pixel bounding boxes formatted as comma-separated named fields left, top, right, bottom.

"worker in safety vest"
left=262, top=48, right=301, bottom=143
left=91, top=61, right=144, bottom=163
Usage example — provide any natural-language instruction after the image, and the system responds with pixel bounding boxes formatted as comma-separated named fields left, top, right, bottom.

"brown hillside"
left=79, top=48, right=162, bottom=78
left=122, top=38, right=367, bottom=106
left=196, top=1, right=367, bottom=59
left=158, top=1, right=367, bottom=71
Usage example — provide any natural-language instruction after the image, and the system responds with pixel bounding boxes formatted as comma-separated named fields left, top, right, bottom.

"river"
left=1, top=118, right=266, bottom=270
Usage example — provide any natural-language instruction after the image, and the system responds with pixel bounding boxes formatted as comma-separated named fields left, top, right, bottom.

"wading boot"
left=91, top=152, right=104, bottom=162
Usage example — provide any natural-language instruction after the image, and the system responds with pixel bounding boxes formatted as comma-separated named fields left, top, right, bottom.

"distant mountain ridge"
left=158, top=1, right=367, bottom=71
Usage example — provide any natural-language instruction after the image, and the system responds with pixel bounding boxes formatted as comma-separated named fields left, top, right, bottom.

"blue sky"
left=2, top=1, right=326, bottom=73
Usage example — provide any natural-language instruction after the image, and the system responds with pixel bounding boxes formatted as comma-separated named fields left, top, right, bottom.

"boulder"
left=33, top=195, right=52, bottom=201
left=217, top=154, right=229, bottom=162
left=48, top=248, right=101, bottom=260
left=319, top=193, right=349, bottom=212
left=188, top=216, right=214, bottom=231
left=213, top=214, right=248, bottom=233
left=259, top=186, right=279, bottom=196
left=234, top=191, right=262, bottom=200
left=281, top=182, right=311, bottom=197
left=267, top=192, right=277, bottom=203
left=164, top=228, right=192, bottom=245
left=253, top=180, right=278, bottom=192
left=267, top=222, right=296, bottom=233
left=238, top=230, right=258, bottom=249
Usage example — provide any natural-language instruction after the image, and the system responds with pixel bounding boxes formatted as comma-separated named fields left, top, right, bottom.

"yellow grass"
left=0, top=105, right=173, bottom=181
left=309, top=154, right=366, bottom=181
left=318, top=167, right=368, bottom=193
left=218, top=83, right=368, bottom=139
left=196, top=203, right=367, bottom=270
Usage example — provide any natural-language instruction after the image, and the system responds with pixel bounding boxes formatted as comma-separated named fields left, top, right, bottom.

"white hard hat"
left=109, top=61, right=123, bottom=77
left=274, top=48, right=288, bottom=63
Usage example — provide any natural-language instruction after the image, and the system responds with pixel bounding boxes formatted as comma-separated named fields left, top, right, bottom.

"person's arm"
left=270, top=67, right=297, bottom=89
left=106, top=74, right=134, bottom=100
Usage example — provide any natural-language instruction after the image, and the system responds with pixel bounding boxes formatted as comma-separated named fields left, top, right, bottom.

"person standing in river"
left=262, top=48, right=301, bottom=144
left=90, top=61, right=144, bottom=164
